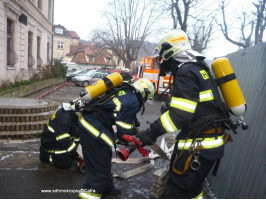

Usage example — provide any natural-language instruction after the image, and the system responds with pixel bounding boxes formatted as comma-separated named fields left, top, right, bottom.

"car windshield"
left=73, top=70, right=86, bottom=74
left=84, top=70, right=96, bottom=77
left=67, top=70, right=85, bottom=75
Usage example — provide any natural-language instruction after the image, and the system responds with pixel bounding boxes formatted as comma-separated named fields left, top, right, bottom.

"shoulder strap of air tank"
left=179, top=60, right=235, bottom=133
left=82, top=85, right=122, bottom=111
left=196, top=60, right=237, bottom=133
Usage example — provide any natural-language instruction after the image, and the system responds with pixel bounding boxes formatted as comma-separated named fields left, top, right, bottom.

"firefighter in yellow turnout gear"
left=137, top=30, right=231, bottom=199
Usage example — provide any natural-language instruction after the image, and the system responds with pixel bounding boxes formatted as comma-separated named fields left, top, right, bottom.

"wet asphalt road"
left=0, top=82, right=168, bottom=199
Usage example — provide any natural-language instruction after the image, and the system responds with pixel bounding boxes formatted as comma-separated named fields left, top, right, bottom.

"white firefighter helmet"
left=158, top=29, right=191, bottom=61
left=133, top=78, right=155, bottom=101
left=158, top=29, right=206, bottom=61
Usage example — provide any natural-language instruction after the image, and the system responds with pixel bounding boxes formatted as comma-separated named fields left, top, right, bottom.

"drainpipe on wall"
left=51, top=0, right=54, bottom=66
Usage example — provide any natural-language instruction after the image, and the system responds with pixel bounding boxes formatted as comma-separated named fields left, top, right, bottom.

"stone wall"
left=0, top=0, right=53, bottom=87
left=0, top=78, right=64, bottom=98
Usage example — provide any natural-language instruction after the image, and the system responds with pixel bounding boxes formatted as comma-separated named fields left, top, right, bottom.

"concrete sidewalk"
left=0, top=83, right=215, bottom=199
left=0, top=138, right=163, bottom=199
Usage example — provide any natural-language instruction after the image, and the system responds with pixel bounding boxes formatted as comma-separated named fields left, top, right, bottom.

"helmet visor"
left=153, top=48, right=160, bottom=57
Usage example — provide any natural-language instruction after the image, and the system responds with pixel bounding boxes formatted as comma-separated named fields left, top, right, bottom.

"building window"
left=57, top=42, right=64, bottom=49
left=37, top=37, right=42, bottom=66
left=37, top=37, right=41, bottom=58
left=55, top=28, right=63, bottom=34
left=88, top=56, right=94, bottom=62
left=70, top=38, right=73, bottom=44
left=38, top=0, right=42, bottom=10
left=47, top=42, right=50, bottom=65
left=6, top=18, right=18, bottom=68
left=7, top=19, right=13, bottom=67
left=106, top=58, right=111, bottom=64
left=48, top=0, right=52, bottom=21
left=28, top=31, right=35, bottom=67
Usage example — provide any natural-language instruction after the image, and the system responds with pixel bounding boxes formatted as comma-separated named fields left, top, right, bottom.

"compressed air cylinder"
left=211, top=57, right=246, bottom=117
left=80, top=72, right=123, bottom=101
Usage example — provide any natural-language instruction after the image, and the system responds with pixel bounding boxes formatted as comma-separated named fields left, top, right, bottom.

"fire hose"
left=112, top=134, right=176, bottom=179
left=76, top=135, right=176, bottom=179
left=116, top=135, right=149, bottom=161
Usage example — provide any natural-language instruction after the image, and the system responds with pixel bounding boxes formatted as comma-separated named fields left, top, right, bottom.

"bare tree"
left=166, top=0, right=218, bottom=53
left=92, top=0, right=160, bottom=69
left=217, top=0, right=265, bottom=48
left=169, top=0, right=192, bottom=32
left=217, top=1, right=254, bottom=48
left=189, top=22, right=213, bottom=53
left=254, top=0, right=266, bottom=44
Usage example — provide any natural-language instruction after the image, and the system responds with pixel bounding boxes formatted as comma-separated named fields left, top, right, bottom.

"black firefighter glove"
left=136, top=128, right=156, bottom=147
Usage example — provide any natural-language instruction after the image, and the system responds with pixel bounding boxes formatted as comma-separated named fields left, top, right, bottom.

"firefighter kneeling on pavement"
left=39, top=103, right=80, bottom=169
left=136, top=29, right=228, bottom=199
left=78, top=77, right=155, bottom=199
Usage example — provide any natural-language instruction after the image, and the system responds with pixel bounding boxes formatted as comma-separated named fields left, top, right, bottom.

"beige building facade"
left=0, top=0, right=54, bottom=87
left=52, top=24, right=80, bottom=63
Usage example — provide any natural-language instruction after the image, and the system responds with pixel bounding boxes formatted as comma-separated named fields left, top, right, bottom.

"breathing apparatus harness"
left=168, top=59, right=238, bottom=134
left=78, top=82, right=145, bottom=130
left=158, top=58, right=236, bottom=176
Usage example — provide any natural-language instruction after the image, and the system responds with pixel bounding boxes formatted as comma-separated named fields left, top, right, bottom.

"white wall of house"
left=53, top=35, right=71, bottom=62
left=0, top=0, right=54, bottom=87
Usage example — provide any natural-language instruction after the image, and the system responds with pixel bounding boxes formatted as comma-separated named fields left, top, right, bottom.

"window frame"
left=6, top=18, right=15, bottom=69
left=88, top=56, right=94, bottom=62
left=38, top=0, right=42, bottom=10
left=57, top=41, right=64, bottom=49
left=47, top=42, right=50, bottom=65
left=37, top=36, right=42, bottom=67
left=106, top=57, right=111, bottom=64
left=28, top=31, right=34, bottom=68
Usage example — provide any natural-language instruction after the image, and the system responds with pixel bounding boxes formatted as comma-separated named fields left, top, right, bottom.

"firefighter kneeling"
left=39, top=103, right=80, bottom=169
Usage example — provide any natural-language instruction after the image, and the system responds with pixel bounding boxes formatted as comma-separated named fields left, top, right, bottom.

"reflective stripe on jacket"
left=177, top=135, right=224, bottom=150
left=40, top=107, right=79, bottom=153
left=46, top=141, right=76, bottom=154
left=79, top=114, right=114, bottom=148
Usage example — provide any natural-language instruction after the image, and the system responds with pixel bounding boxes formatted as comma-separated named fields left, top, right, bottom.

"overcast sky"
left=54, top=0, right=256, bottom=59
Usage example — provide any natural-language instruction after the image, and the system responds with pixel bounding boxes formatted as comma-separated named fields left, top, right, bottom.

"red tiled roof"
left=70, top=45, right=80, bottom=53
left=71, top=52, right=88, bottom=64
left=68, top=31, right=80, bottom=39
left=53, top=24, right=80, bottom=39
left=70, top=44, right=116, bottom=66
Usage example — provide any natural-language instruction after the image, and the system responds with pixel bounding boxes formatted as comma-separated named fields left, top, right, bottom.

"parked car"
left=66, top=70, right=87, bottom=81
left=72, top=70, right=112, bottom=87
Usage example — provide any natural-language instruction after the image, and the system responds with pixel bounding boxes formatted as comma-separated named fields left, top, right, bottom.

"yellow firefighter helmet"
left=158, top=29, right=191, bottom=60
left=133, top=78, right=155, bottom=101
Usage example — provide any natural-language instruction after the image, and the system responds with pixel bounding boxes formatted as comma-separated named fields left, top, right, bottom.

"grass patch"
left=0, top=79, right=43, bottom=93
left=0, top=59, right=67, bottom=93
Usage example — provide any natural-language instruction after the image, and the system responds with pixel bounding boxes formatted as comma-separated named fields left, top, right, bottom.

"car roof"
left=95, top=69, right=113, bottom=74
left=70, top=70, right=87, bottom=74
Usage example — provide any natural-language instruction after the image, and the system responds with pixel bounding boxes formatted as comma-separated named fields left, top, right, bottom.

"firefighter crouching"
left=136, top=29, right=228, bottom=199
left=78, top=77, right=155, bottom=199
left=39, top=103, right=80, bottom=169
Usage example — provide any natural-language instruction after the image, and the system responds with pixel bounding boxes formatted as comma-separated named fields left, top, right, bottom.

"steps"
left=0, top=98, right=60, bottom=139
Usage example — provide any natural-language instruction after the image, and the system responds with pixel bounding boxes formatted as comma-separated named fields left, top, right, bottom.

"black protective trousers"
left=79, top=129, right=116, bottom=195
left=163, top=146, right=216, bottom=199
left=39, top=146, right=73, bottom=169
